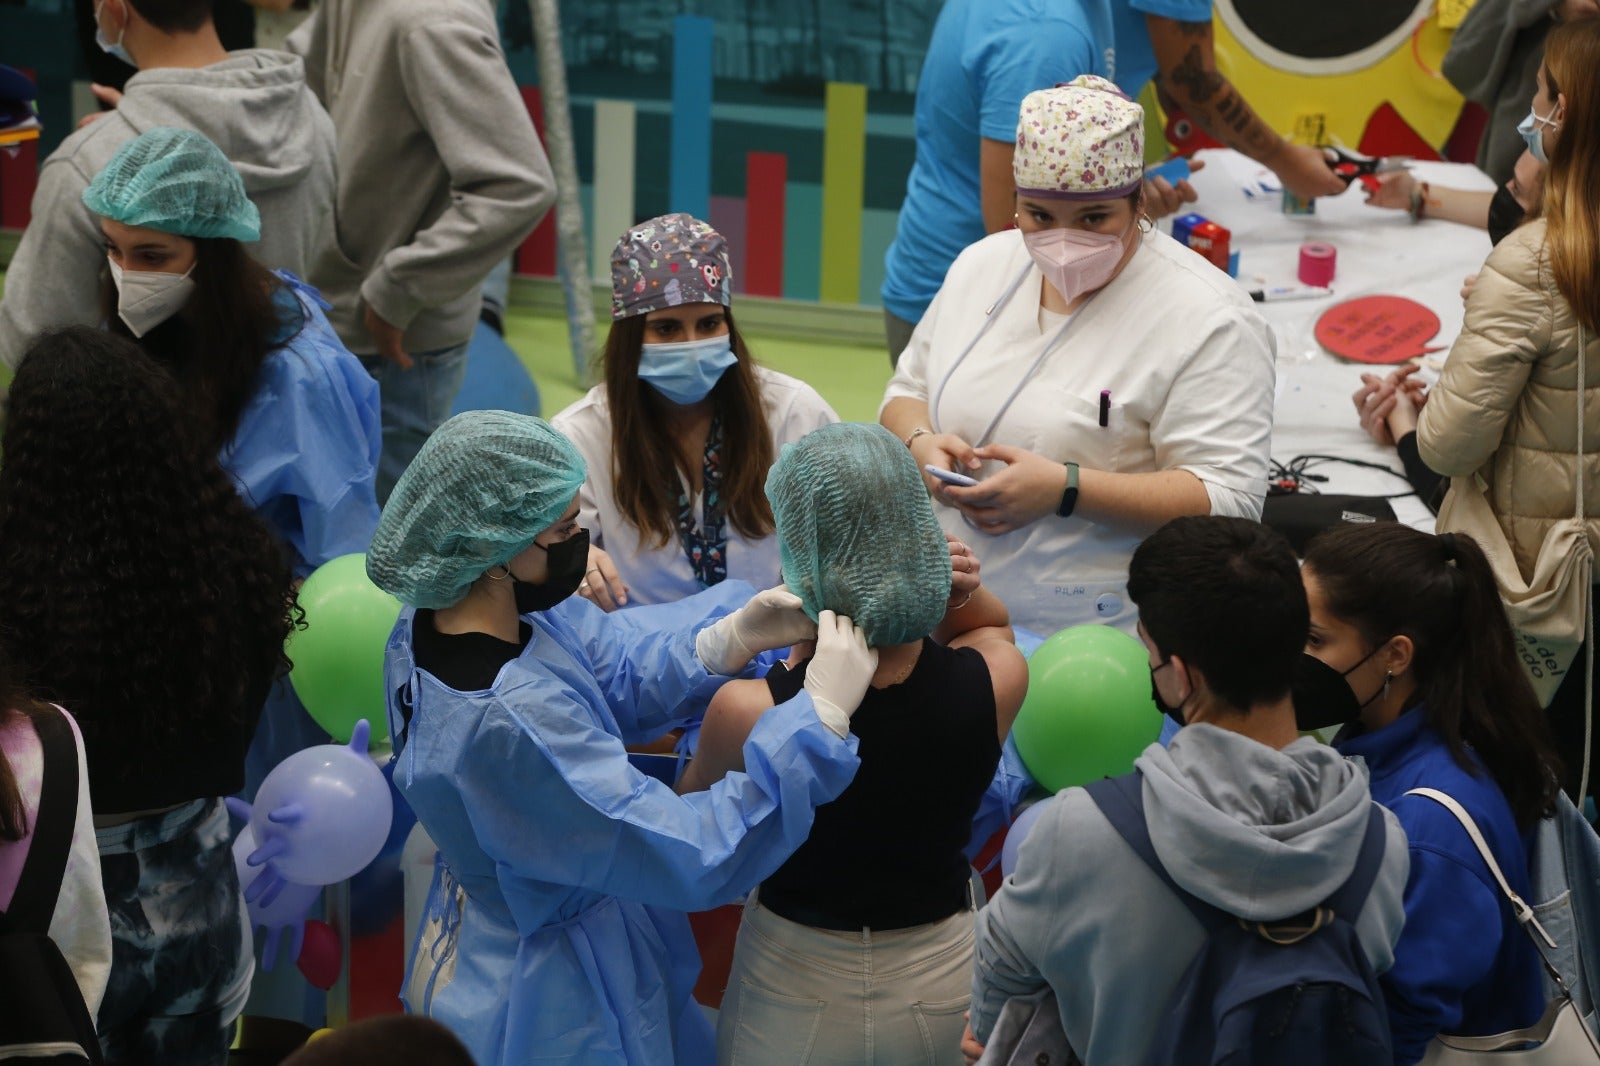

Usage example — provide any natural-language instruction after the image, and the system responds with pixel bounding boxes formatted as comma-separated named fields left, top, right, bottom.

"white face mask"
left=108, top=257, right=195, bottom=338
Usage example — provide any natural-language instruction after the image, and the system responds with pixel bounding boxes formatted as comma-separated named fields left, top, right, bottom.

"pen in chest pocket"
left=1098, top=390, right=1110, bottom=428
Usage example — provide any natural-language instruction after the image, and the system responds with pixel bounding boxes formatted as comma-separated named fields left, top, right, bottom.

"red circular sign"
left=1315, top=295, right=1442, bottom=364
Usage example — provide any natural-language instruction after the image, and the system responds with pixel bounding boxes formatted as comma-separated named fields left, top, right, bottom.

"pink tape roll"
left=1298, top=242, right=1337, bottom=287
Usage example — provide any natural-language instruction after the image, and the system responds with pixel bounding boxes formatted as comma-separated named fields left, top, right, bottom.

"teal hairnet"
left=767, top=423, right=952, bottom=646
left=82, top=127, right=261, bottom=241
left=366, top=412, right=588, bottom=609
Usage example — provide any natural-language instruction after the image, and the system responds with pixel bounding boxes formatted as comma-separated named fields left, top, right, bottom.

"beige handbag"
left=1409, top=788, right=1600, bottom=1065
left=1434, top=326, right=1595, bottom=794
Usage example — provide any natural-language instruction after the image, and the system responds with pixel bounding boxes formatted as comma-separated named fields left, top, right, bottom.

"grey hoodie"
left=971, top=724, right=1409, bottom=1064
left=0, top=50, right=336, bottom=368
left=288, top=0, right=554, bottom=355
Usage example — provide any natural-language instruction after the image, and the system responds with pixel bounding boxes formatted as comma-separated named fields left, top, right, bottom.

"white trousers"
left=716, top=892, right=976, bottom=1066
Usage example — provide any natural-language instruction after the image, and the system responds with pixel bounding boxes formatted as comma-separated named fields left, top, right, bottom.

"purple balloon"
left=1000, top=796, right=1057, bottom=878
left=249, top=720, right=394, bottom=886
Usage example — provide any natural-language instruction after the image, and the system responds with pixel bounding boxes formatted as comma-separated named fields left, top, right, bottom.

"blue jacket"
left=1337, top=707, right=1545, bottom=1064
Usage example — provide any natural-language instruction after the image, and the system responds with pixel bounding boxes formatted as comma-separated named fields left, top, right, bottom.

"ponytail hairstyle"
left=1304, top=522, right=1563, bottom=828
left=1536, top=18, right=1600, bottom=332
left=0, top=637, right=48, bottom=842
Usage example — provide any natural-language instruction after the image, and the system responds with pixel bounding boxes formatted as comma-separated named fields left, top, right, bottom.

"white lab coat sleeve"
left=1151, top=309, right=1274, bottom=518
left=458, top=669, right=860, bottom=914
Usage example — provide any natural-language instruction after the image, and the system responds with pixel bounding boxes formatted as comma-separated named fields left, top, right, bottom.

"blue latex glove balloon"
left=227, top=800, right=319, bottom=971
left=248, top=720, right=394, bottom=887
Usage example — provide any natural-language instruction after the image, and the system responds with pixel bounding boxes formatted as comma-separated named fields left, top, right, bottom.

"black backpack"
left=0, top=708, right=105, bottom=1064
left=1083, top=772, right=1392, bottom=1066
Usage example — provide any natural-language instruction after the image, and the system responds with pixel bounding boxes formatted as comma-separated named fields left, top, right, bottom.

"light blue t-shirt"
left=1112, top=0, right=1216, bottom=110
left=882, top=0, right=1212, bottom=326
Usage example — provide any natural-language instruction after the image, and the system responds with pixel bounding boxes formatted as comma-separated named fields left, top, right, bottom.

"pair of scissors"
left=1320, top=145, right=1413, bottom=190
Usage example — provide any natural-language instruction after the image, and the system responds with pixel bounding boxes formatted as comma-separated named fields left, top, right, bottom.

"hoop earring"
left=482, top=564, right=511, bottom=582
left=1138, top=212, right=1155, bottom=234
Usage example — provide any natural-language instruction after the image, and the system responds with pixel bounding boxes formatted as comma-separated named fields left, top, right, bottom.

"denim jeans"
left=363, top=340, right=471, bottom=503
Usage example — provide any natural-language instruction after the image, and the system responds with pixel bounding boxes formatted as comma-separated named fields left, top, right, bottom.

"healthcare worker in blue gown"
left=80, top=128, right=383, bottom=793
left=361, top=410, right=875, bottom=1066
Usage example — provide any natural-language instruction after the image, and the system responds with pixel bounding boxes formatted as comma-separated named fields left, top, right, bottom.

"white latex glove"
left=802, top=611, right=878, bottom=738
left=695, top=586, right=819, bottom=675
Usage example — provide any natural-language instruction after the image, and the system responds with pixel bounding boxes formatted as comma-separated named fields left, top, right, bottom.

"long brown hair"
left=602, top=308, right=776, bottom=547
left=0, top=637, right=48, bottom=842
left=1304, top=523, right=1563, bottom=829
left=1537, top=19, right=1600, bottom=332
left=100, top=236, right=299, bottom=453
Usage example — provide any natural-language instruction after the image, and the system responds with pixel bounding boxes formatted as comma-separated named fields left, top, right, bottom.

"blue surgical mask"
left=637, top=335, right=738, bottom=405
left=1518, top=104, right=1560, bottom=165
left=95, top=0, right=135, bottom=66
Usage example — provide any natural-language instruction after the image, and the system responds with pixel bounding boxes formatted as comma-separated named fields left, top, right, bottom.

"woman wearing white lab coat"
left=881, top=77, right=1275, bottom=638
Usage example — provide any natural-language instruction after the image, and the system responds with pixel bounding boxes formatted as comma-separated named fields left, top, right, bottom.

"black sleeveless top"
left=759, top=638, right=1000, bottom=930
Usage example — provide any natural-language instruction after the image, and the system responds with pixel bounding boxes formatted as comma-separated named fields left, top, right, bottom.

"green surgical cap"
left=366, top=412, right=588, bottom=609
left=767, top=423, right=952, bottom=647
left=82, top=127, right=262, bottom=242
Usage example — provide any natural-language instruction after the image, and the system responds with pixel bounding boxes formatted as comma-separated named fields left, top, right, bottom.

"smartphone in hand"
left=925, top=464, right=979, bottom=488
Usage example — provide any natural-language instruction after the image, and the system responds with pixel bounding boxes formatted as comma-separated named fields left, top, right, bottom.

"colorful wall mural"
left=3, top=0, right=1479, bottom=309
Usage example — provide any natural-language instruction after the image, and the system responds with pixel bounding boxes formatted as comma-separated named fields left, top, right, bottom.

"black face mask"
left=1291, top=644, right=1388, bottom=731
left=1487, top=183, right=1526, bottom=248
left=1150, top=660, right=1188, bottom=728
left=513, top=529, right=590, bottom=614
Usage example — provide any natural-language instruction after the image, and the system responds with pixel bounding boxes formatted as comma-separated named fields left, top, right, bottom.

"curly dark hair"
left=0, top=328, right=299, bottom=810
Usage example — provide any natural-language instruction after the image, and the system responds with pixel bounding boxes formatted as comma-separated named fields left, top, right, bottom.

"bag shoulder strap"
left=1577, top=324, right=1586, bottom=522
left=1084, top=773, right=1225, bottom=932
left=0, top=707, right=81, bottom=935
left=1404, top=787, right=1559, bottom=953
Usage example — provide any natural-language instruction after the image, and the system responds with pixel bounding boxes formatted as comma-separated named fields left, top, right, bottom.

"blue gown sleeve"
left=549, top=581, right=767, bottom=743
left=1381, top=845, right=1507, bottom=1065
left=222, top=286, right=382, bottom=574
left=458, top=678, right=860, bottom=913
left=966, top=734, right=1039, bottom=862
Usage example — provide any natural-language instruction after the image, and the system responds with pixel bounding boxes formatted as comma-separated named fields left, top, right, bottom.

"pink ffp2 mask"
left=1023, top=226, right=1127, bottom=303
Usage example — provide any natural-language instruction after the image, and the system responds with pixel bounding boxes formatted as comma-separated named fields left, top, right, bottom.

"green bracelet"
left=1057, top=462, right=1080, bottom=518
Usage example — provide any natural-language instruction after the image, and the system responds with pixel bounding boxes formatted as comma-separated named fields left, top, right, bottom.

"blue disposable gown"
left=221, top=272, right=382, bottom=578
left=233, top=274, right=384, bottom=802
left=385, top=584, right=861, bottom=1066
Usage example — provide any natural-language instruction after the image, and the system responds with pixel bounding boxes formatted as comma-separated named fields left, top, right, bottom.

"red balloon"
left=296, top=919, right=342, bottom=991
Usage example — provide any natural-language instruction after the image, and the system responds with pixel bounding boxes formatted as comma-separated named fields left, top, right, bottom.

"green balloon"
left=1011, top=624, right=1158, bottom=792
left=287, top=553, right=403, bottom=746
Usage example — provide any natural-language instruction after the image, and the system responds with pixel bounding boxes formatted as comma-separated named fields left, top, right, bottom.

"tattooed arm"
left=1146, top=14, right=1347, bottom=200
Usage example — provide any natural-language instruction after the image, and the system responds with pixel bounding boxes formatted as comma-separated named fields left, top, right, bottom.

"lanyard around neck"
left=929, top=260, right=1083, bottom=449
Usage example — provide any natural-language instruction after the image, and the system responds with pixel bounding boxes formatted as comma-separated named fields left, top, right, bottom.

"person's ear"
left=1556, top=92, right=1569, bottom=123
left=1168, top=653, right=1197, bottom=704
left=1383, top=634, right=1415, bottom=678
